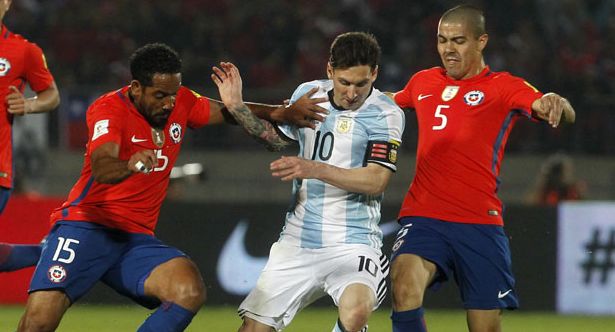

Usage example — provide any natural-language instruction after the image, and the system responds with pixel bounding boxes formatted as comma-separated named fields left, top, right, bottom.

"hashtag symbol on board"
left=580, top=228, right=615, bottom=285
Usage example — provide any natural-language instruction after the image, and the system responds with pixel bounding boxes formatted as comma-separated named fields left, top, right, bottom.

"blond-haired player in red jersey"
left=388, top=5, right=575, bottom=332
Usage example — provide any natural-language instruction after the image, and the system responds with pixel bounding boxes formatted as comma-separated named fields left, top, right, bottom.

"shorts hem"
left=242, top=311, right=282, bottom=331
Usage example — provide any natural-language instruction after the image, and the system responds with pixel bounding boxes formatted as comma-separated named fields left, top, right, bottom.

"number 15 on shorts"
left=52, top=237, right=80, bottom=264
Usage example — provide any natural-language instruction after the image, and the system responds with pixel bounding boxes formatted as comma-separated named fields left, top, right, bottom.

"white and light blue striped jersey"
left=276, top=80, right=405, bottom=249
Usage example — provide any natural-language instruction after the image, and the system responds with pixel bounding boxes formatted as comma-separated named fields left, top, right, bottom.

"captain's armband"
left=364, top=140, right=401, bottom=171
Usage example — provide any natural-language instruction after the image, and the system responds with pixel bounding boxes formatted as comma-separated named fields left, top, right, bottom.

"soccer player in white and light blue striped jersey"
left=212, top=32, right=405, bottom=332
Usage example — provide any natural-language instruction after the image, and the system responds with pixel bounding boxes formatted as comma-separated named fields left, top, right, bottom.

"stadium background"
left=2, top=0, right=615, bottom=331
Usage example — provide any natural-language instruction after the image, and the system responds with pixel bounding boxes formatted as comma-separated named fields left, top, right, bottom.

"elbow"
left=51, top=94, right=61, bottom=110
left=93, top=174, right=120, bottom=185
left=92, top=168, right=127, bottom=185
left=265, top=143, right=285, bottom=152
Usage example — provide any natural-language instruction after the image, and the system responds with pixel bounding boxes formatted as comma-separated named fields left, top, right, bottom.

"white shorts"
left=238, top=241, right=389, bottom=331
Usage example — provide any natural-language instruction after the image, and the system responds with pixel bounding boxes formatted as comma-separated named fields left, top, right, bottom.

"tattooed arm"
left=211, top=62, right=290, bottom=151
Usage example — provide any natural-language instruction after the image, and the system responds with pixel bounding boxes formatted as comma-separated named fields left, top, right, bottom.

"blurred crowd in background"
left=6, top=0, right=615, bottom=155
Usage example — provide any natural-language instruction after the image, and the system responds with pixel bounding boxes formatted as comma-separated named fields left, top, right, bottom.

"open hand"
left=211, top=62, right=244, bottom=110
left=270, top=155, right=319, bottom=181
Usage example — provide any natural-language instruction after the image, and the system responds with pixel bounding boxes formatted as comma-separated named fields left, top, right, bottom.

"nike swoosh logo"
left=418, top=94, right=432, bottom=101
left=216, top=219, right=401, bottom=296
left=498, top=289, right=513, bottom=298
left=131, top=135, right=147, bottom=143
left=216, top=219, right=268, bottom=295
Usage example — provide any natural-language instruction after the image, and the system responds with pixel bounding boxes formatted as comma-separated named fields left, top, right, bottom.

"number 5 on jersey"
left=433, top=105, right=449, bottom=130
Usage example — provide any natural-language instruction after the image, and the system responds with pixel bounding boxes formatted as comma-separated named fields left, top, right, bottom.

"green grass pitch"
left=2, top=305, right=615, bottom=331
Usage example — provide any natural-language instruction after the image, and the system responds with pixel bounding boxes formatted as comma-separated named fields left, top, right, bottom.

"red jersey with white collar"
left=395, top=66, right=542, bottom=225
left=50, top=86, right=211, bottom=234
left=0, top=25, right=55, bottom=188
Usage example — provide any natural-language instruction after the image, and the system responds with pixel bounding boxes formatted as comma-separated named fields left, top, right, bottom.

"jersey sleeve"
left=365, top=105, right=405, bottom=171
left=393, top=74, right=416, bottom=109
left=497, top=74, right=543, bottom=118
left=24, top=42, right=54, bottom=92
left=184, top=88, right=211, bottom=129
left=86, top=102, right=123, bottom=154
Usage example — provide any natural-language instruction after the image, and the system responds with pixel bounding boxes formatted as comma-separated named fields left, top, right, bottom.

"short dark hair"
left=129, top=43, right=182, bottom=86
left=329, top=32, right=381, bottom=70
left=441, top=4, right=486, bottom=38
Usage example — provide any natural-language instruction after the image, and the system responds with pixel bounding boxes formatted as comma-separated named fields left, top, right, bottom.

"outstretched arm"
left=531, top=92, right=576, bottom=127
left=211, top=62, right=289, bottom=151
left=5, top=82, right=60, bottom=115
left=270, top=156, right=394, bottom=196
left=206, top=89, right=328, bottom=128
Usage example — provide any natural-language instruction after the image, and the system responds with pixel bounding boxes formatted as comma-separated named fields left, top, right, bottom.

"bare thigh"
left=390, top=253, right=437, bottom=311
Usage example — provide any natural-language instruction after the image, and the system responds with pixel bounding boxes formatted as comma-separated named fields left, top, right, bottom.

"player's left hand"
left=270, top=156, right=319, bottom=181
left=536, top=92, right=567, bottom=128
left=6, top=86, right=31, bottom=116
left=211, top=62, right=244, bottom=111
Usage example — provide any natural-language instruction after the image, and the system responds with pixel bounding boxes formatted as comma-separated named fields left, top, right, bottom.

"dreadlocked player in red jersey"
left=12, top=43, right=326, bottom=332
left=388, top=5, right=575, bottom=332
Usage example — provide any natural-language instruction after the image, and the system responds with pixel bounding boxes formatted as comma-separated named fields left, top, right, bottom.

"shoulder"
left=368, top=89, right=405, bottom=121
left=291, top=80, right=328, bottom=100
left=488, top=70, right=539, bottom=92
left=297, top=79, right=328, bottom=93
left=9, top=32, right=41, bottom=51
left=489, top=70, right=524, bottom=84
left=372, top=89, right=403, bottom=110
left=176, top=86, right=201, bottom=103
left=414, top=67, right=443, bottom=80
left=88, top=89, right=126, bottom=117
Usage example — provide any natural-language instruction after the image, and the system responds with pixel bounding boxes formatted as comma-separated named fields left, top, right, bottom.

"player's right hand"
left=6, top=86, right=29, bottom=116
left=273, top=87, right=328, bottom=129
left=128, top=150, right=157, bottom=174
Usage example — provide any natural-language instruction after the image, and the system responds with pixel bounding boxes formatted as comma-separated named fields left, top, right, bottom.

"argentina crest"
left=335, top=116, right=354, bottom=134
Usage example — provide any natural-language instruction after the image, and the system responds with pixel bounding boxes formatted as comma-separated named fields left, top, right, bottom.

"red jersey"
left=0, top=25, right=55, bottom=188
left=395, top=67, right=542, bottom=225
left=49, top=86, right=211, bottom=234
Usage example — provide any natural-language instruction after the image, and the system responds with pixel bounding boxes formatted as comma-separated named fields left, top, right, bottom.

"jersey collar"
left=442, top=66, right=492, bottom=83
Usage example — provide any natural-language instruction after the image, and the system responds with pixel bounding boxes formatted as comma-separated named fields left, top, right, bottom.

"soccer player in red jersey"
left=14, top=43, right=325, bottom=332
left=388, top=5, right=575, bottom=332
left=0, top=0, right=60, bottom=271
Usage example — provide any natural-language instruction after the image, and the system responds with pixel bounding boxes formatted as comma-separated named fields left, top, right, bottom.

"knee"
left=168, top=277, right=206, bottom=310
left=391, top=267, right=427, bottom=310
left=391, top=277, right=425, bottom=310
left=339, top=303, right=371, bottom=332
left=18, top=314, right=60, bottom=332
